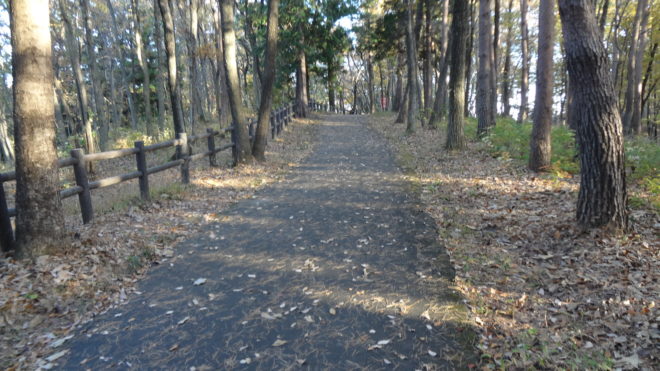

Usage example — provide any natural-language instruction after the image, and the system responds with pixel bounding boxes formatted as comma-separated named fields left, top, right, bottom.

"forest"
left=0, top=0, right=658, bottom=369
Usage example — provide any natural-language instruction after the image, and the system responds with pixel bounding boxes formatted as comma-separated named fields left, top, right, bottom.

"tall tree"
left=446, top=0, right=469, bottom=150
left=518, top=0, right=529, bottom=123
left=131, top=0, right=154, bottom=136
left=158, top=0, right=185, bottom=136
left=500, top=0, right=513, bottom=117
left=622, top=0, right=650, bottom=135
left=558, top=0, right=628, bottom=231
left=10, top=0, right=66, bottom=258
left=59, top=0, right=96, bottom=170
left=80, top=0, right=109, bottom=150
left=476, top=0, right=496, bottom=137
left=252, top=0, right=280, bottom=160
left=404, top=0, right=419, bottom=133
left=220, top=0, right=252, bottom=163
left=428, top=0, right=450, bottom=127
left=529, top=0, right=555, bottom=171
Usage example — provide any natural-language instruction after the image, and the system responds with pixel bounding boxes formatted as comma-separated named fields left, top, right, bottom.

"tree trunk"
left=529, top=0, right=555, bottom=172
left=328, top=64, right=336, bottom=111
left=492, top=0, right=500, bottom=115
left=153, top=0, right=166, bottom=133
left=252, top=0, right=279, bottom=161
left=211, top=1, right=231, bottom=127
left=10, top=0, right=66, bottom=258
left=422, top=0, right=433, bottom=111
left=158, top=0, right=185, bottom=137
left=558, top=0, right=628, bottom=231
left=622, top=0, right=649, bottom=135
left=295, top=48, right=309, bottom=117
left=405, top=0, right=420, bottom=133
left=59, top=0, right=95, bottom=171
left=446, top=0, right=469, bottom=150
left=220, top=0, right=252, bottom=163
left=518, top=0, right=529, bottom=122
left=131, top=0, right=154, bottom=137
left=428, top=0, right=450, bottom=127
left=476, top=0, right=496, bottom=137
left=501, top=0, right=513, bottom=117
left=464, top=0, right=477, bottom=117
left=81, top=0, right=109, bottom=150
left=106, top=0, right=138, bottom=130
left=367, top=56, right=375, bottom=113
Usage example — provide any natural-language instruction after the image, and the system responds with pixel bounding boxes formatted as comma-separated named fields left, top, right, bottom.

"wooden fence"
left=0, top=103, right=296, bottom=252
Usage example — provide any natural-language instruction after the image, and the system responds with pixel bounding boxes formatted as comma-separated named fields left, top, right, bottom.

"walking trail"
left=57, top=114, right=476, bottom=370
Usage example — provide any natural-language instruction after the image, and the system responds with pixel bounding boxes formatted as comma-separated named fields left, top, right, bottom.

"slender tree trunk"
left=492, top=0, right=500, bottom=115
left=188, top=0, right=199, bottom=134
left=158, top=0, right=185, bottom=136
left=393, top=51, right=404, bottom=112
left=428, top=0, right=450, bottom=127
left=59, top=0, right=95, bottom=171
left=423, top=0, right=433, bottom=111
left=81, top=0, right=109, bottom=150
left=211, top=1, right=231, bottom=127
left=446, top=0, right=469, bottom=150
left=10, top=0, right=66, bottom=258
left=518, top=0, right=529, bottom=122
left=253, top=0, right=279, bottom=161
left=131, top=0, right=153, bottom=136
left=367, top=56, right=375, bottom=113
left=295, top=48, right=309, bottom=117
left=558, top=0, right=628, bottom=231
left=476, top=0, right=496, bottom=137
left=220, top=0, right=252, bottom=163
left=328, top=64, right=336, bottom=111
left=622, top=0, right=649, bottom=135
left=529, top=0, right=555, bottom=171
left=153, top=0, right=166, bottom=133
left=501, top=0, right=513, bottom=117
left=106, top=0, right=138, bottom=130
left=464, top=0, right=477, bottom=117
left=396, top=83, right=409, bottom=123
left=405, top=0, right=420, bottom=133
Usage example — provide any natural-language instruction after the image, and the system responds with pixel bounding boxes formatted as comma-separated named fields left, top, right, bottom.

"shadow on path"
left=57, top=114, right=477, bottom=370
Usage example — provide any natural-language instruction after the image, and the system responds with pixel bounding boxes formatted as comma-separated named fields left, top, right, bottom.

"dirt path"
left=56, top=114, right=475, bottom=370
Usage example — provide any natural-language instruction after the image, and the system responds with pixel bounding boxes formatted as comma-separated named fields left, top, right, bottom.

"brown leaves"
left=369, top=114, right=659, bottom=370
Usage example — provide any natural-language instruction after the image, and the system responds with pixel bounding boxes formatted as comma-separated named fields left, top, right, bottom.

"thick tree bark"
left=131, top=0, right=154, bottom=136
left=446, top=0, right=468, bottom=150
left=558, top=0, right=628, bottom=231
left=405, top=0, right=420, bottom=133
left=220, top=0, right=252, bottom=163
left=10, top=0, right=66, bottom=258
left=158, top=0, right=185, bottom=136
left=252, top=0, right=279, bottom=161
left=81, top=0, right=109, bottom=150
left=476, top=0, right=496, bottom=137
left=529, top=0, right=555, bottom=172
left=518, top=0, right=529, bottom=123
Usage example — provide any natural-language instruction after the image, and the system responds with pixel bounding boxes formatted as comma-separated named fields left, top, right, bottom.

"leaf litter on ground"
left=369, top=114, right=658, bottom=370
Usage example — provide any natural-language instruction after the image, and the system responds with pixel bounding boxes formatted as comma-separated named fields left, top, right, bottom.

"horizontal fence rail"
left=0, top=103, right=295, bottom=252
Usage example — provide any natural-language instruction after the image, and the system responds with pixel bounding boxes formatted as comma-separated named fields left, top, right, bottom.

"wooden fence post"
left=177, top=132, right=190, bottom=184
left=71, top=148, right=94, bottom=224
left=134, top=141, right=150, bottom=200
left=207, top=128, right=218, bottom=167
left=0, top=182, right=14, bottom=252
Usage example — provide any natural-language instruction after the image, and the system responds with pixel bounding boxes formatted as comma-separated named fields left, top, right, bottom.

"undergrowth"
left=464, top=117, right=659, bottom=208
